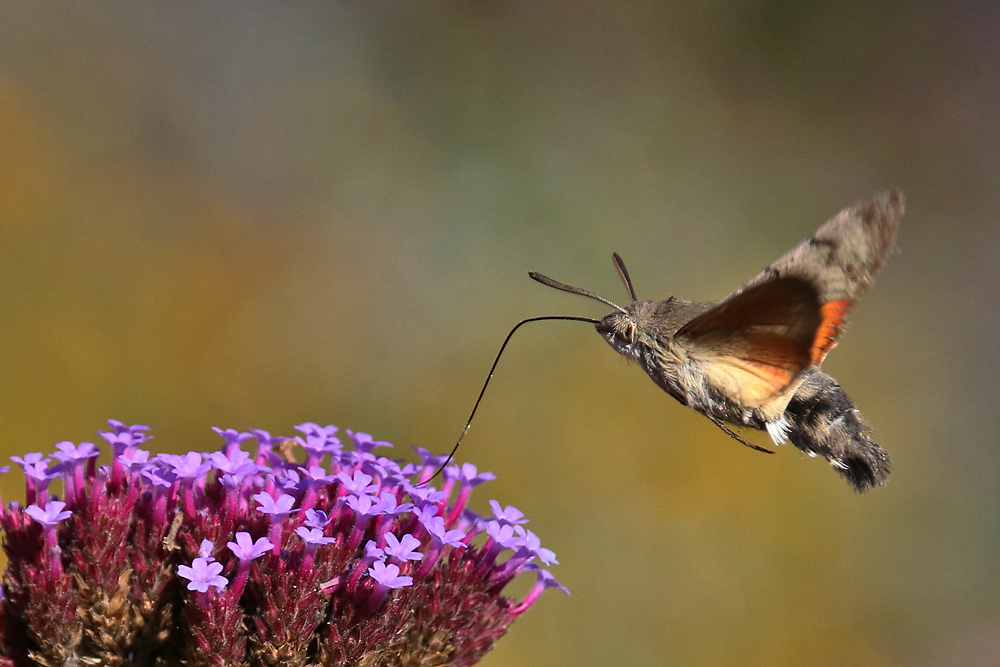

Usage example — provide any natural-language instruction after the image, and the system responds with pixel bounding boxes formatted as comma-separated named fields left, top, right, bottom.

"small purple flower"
left=253, top=492, right=296, bottom=517
left=211, top=427, right=254, bottom=453
left=514, top=527, right=558, bottom=566
left=407, top=485, right=449, bottom=506
left=218, top=473, right=242, bottom=491
left=336, top=470, right=379, bottom=496
left=22, top=461, right=56, bottom=483
left=372, top=491, right=412, bottom=516
left=224, top=532, right=273, bottom=601
left=104, top=419, right=151, bottom=439
left=343, top=493, right=381, bottom=517
left=118, top=449, right=150, bottom=471
left=99, top=422, right=151, bottom=451
left=209, top=450, right=256, bottom=477
left=425, top=517, right=466, bottom=549
left=162, top=452, right=211, bottom=479
left=299, top=465, right=331, bottom=483
left=364, top=540, right=385, bottom=560
left=458, top=463, right=495, bottom=486
left=227, top=532, right=273, bottom=561
left=100, top=430, right=134, bottom=449
left=347, top=431, right=375, bottom=453
left=367, top=561, right=412, bottom=589
left=295, top=422, right=341, bottom=442
left=414, top=505, right=442, bottom=529
left=295, top=423, right=342, bottom=457
left=11, top=453, right=48, bottom=469
left=198, top=539, right=215, bottom=560
left=510, top=565, right=570, bottom=615
left=490, top=500, right=529, bottom=526
left=141, top=466, right=177, bottom=489
left=360, top=458, right=391, bottom=480
left=304, top=509, right=330, bottom=529
left=412, top=445, right=450, bottom=468
left=272, top=469, right=303, bottom=494
left=25, top=501, right=72, bottom=526
left=397, top=462, right=421, bottom=478
left=532, top=566, right=569, bottom=595
left=177, top=557, right=228, bottom=593
left=52, top=441, right=99, bottom=463
left=484, top=520, right=520, bottom=550
left=383, top=533, right=424, bottom=562
left=295, top=527, right=336, bottom=546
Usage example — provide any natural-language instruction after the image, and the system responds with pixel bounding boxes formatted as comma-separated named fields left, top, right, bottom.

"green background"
left=0, top=3, right=995, bottom=665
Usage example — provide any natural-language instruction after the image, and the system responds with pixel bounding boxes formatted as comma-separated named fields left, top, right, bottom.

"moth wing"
left=727, top=189, right=904, bottom=363
left=674, top=277, right=822, bottom=409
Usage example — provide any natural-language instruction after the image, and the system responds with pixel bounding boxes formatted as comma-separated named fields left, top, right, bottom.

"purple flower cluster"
left=0, top=421, right=566, bottom=666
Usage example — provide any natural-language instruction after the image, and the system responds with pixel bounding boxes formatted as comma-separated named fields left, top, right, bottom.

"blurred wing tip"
left=874, top=187, right=905, bottom=212
left=862, top=188, right=905, bottom=237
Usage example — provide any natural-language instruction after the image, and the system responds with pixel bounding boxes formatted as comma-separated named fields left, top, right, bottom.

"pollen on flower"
left=0, top=420, right=567, bottom=666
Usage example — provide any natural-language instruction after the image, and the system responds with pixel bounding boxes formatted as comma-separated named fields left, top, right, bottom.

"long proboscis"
left=422, top=315, right=599, bottom=484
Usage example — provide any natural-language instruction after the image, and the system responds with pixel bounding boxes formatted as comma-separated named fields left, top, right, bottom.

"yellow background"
left=0, top=3, right=995, bottom=665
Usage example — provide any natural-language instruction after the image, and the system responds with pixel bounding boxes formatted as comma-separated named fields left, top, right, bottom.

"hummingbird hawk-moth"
left=529, top=190, right=903, bottom=492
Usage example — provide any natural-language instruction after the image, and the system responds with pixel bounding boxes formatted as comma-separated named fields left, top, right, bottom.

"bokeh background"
left=1, top=2, right=998, bottom=665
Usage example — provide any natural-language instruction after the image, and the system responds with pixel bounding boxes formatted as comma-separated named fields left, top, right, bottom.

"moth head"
left=531, top=252, right=652, bottom=361
left=595, top=302, right=657, bottom=361
left=597, top=310, right=637, bottom=346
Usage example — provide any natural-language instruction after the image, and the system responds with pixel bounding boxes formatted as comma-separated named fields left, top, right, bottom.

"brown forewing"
left=673, top=277, right=822, bottom=407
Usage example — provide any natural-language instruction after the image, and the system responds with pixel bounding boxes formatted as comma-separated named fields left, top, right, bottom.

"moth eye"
left=620, top=324, right=635, bottom=344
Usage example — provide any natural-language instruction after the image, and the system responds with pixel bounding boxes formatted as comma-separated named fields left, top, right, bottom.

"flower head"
left=0, top=420, right=566, bottom=665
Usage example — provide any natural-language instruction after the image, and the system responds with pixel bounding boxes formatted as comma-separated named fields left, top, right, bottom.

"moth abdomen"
left=783, top=369, right=890, bottom=492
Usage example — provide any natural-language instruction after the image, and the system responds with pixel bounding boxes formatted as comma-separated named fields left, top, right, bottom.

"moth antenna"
left=528, top=271, right=626, bottom=313
left=612, top=252, right=638, bottom=302
left=706, top=415, right=775, bottom=454
left=421, top=314, right=600, bottom=485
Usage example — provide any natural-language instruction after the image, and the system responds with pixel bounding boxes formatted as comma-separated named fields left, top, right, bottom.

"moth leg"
left=706, top=416, right=775, bottom=454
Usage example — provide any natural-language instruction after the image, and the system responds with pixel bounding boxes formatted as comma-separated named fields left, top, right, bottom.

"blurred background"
left=0, top=2, right=997, bottom=665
